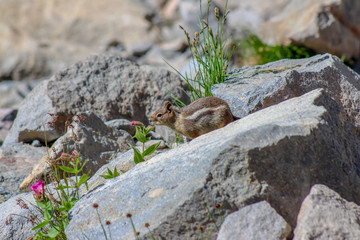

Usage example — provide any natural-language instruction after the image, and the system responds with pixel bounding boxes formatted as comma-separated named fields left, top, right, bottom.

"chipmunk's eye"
left=157, top=113, right=162, bottom=118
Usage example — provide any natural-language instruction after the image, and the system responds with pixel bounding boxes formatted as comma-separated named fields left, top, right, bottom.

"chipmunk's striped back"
left=151, top=97, right=237, bottom=139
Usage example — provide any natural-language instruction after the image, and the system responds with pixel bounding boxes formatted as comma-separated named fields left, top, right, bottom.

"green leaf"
left=37, top=201, right=48, bottom=209
left=134, top=127, right=148, bottom=143
left=59, top=185, right=76, bottom=189
left=142, top=142, right=160, bottom=157
left=62, top=221, right=69, bottom=229
left=59, top=166, right=78, bottom=174
left=143, top=126, right=154, bottom=136
left=100, top=174, right=113, bottom=179
left=44, top=207, right=54, bottom=220
left=100, top=167, right=121, bottom=179
left=32, top=220, right=50, bottom=230
left=46, top=227, right=60, bottom=238
left=129, top=144, right=145, bottom=164
left=113, top=166, right=120, bottom=176
left=77, top=174, right=90, bottom=187
left=78, top=159, right=89, bottom=172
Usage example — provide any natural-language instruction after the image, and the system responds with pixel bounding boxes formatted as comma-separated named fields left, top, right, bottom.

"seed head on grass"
left=93, top=203, right=109, bottom=240
left=214, top=7, right=219, bottom=20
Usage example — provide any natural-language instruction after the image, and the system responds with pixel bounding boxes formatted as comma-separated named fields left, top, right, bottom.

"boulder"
left=3, top=55, right=189, bottom=146
left=261, top=0, right=360, bottom=59
left=65, top=88, right=360, bottom=239
left=294, top=184, right=360, bottom=239
left=19, top=111, right=134, bottom=191
left=217, top=201, right=291, bottom=240
left=212, top=54, right=360, bottom=129
left=0, top=143, right=47, bottom=202
left=3, top=80, right=61, bottom=145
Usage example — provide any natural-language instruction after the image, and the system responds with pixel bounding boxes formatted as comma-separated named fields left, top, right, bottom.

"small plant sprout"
left=129, top=121, right=160, bottom=164
left=101, top=166, right=125, bottom=179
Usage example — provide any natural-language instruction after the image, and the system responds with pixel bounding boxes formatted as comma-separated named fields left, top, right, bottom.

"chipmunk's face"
left=150, top=102, right=174, bottom=125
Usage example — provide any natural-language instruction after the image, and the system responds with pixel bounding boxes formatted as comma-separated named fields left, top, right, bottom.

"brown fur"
left=150, top=97, right=237, bottom=139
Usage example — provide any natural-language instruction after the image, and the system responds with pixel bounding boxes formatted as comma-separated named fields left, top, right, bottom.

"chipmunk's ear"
left=164, top=101, right=173, bottom=113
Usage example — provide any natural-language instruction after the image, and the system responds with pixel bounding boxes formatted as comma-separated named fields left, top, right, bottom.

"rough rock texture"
left=3, top=55, right=189, bottom=145
left=0, top=192, right=38, bottom=240
left=217, top=201, right=291, bottom=240
left=261, top=0, right=360, bottom=59
left=65, top=88, right=360, bottom=239
left=0, top=143, right=47, bottom=202
left=213, top=54, right=360, bottom=128
left=79, top=150, right=135, bottom=196
left=19, top=112, right=134, bottom=191
left=105, top=119, right=136, bottom=136
left=0, top=0, right=155, bottom=80
left=3, top=80, right=61, bottom=145
left=294, top=184, right=360, bottom=240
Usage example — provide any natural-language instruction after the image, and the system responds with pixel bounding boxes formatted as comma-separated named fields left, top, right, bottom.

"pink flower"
left=72, top=150, right=78, bottom=155
left=130, top=121, right=144, bottom=126
left=30, top=180, right=45, bottom=198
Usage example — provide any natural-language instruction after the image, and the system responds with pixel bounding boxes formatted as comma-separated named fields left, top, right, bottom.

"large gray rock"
left=294, top=184, right=360, bottom=240
left=65, top=88, right=360, bottom=239
left=217, top=201, right=291, bottom=240
left=213, top=54, right=360, bottom=128
left=19, top=111, right=134, bottom=191
left=0, top=192, right=38, bottom=240
left=261, top=0, right=360, bottom=59
left=4, top=55, right=189, bottom=145
left=0, top=143, right=47, bottom=202
left=3, top=80, right=61, bottom=145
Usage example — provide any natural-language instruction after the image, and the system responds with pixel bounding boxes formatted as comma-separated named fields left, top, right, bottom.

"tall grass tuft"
left=171, top=0, right=236, bottom=103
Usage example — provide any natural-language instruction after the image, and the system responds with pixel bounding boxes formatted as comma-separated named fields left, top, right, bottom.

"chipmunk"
left=150, top=96, right=238, bottom=139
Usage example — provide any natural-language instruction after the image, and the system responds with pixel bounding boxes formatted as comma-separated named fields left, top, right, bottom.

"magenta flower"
left=30, top=180, right=45, bottom=198
left=130, top=121, right=144, bottom=126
